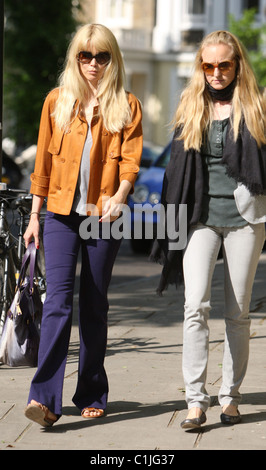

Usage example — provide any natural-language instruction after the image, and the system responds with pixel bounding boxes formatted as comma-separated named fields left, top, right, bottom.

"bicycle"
left=0, top=183, right=46, bottom=337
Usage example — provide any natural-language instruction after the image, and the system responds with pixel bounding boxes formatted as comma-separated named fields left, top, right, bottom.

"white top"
left=72, top=125, right=93, bottom=215
left=234, top=184, right=266, bottom=224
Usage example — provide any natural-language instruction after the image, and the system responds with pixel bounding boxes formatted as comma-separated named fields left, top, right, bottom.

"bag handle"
left=17, top=242, right=38, bottom=292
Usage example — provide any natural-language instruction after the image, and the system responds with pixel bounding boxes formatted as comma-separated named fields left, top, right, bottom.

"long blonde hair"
left=53, top=24, right=131, bottom=133
left=173, top=30, right=266, bottom=151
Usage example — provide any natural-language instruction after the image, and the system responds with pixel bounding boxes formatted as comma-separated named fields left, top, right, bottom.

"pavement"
left=1, top=240, right=266, bottom=453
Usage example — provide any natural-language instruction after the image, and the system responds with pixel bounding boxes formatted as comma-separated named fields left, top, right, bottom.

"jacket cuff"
left=120, top=172, right=138, bottom=193
left=30, top=173, right=50, bottom=196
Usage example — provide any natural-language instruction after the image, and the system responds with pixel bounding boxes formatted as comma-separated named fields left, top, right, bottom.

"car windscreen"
left=154, top=144, right=171, bottom=168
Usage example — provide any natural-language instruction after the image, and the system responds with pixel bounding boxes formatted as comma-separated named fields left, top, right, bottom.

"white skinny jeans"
left=182, top=222, right=265, bottom=412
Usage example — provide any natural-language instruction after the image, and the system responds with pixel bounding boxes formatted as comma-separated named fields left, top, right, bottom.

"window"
left=98, top=0, right=133, bottom=28
left=243, top=0, right=259, bottom=10
left=181, top=29, right=204, bottom=47
left=109, top=0, right=131, bottom=18
left=188, top=0, right=205, bottom=15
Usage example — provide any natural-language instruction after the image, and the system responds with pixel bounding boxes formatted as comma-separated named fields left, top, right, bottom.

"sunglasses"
left=201, top=60, right=234, bottom=74
left=77, top=51, right=111, bottom=65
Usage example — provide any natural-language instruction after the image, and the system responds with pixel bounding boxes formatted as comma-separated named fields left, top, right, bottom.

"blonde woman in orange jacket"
left=24, top=24, right=142, bottom=427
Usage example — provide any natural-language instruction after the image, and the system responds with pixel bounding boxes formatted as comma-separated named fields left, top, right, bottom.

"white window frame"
left=97, top=0, right=133, bottom=28
left=187, top=0, right=205, bottom=15
left=181, top=0, right=206, bottom=29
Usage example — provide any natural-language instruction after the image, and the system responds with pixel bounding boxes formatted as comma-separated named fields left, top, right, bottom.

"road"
left=111, top=239, right=162, bottom=286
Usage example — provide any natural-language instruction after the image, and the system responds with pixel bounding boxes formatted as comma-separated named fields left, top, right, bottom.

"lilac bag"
left=0, top=242, right=43, bottom=367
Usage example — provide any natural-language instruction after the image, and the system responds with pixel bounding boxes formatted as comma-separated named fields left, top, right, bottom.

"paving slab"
left=1, top=248, right=266, bottom=452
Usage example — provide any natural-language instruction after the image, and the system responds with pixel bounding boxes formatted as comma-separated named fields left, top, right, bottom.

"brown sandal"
left=81, top=407, right=105, bottom=419
left=24, top=400, right=58, bottom=427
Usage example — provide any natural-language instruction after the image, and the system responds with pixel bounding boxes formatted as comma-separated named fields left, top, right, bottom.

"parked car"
left=128, top=142, right=171, bottom=252
left=141, top=142, right=163, bottom=168
left=137, top=142, right=163, bottom=180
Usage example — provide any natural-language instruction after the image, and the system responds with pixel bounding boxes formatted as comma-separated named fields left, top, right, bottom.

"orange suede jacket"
left=30, top=88, right=143, bottom=215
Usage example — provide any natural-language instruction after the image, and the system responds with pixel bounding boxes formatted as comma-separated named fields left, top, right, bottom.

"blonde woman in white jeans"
left=182, top=221, right=265, bottom=428
left=151, top=31, right=266, bottom=430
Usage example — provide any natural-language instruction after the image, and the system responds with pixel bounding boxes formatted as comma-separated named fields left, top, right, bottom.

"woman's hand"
left=23, top=195, right=44, bottom=249
left=100, top=195, right=123, bottom=222
left=100, top=181, right=132, bottom=222
left=24, top=215, right=40, bottom=249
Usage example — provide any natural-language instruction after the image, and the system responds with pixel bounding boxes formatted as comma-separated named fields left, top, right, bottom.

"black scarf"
left=206, top=77, right=237, bottom=101
left=150, top=121, right=266, bottom=294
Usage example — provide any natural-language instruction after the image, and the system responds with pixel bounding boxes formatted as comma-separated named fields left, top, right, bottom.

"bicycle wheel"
left=0, top=246, right=17, bottom=336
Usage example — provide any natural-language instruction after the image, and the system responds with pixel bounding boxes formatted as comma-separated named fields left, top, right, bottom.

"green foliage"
left=229, top=8, right=266, bottom=87
left=3, top=0, right=79, bottom=146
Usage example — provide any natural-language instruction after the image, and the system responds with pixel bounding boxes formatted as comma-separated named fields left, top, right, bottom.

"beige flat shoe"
left=24, top=400, right=57, bottom=427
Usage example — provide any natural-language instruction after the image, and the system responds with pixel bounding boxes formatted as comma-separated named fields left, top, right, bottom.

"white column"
left=260, top=0, right=266, bottom=54
left=152, top=0, right=172, bottom=52
left=153, top=0, right=183, bottom=52
left=261, top=0, right=266, bottom=20
left=170, top=0, right=182, bottom=50
left=228, top=0, right=242, bottom=19
left=211, top=0, right=228, bottom=31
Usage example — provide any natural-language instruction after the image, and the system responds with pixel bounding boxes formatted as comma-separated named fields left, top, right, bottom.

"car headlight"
left=131, top=184, right=149, bottom=203
left=149, top=192, right=161, bottom=205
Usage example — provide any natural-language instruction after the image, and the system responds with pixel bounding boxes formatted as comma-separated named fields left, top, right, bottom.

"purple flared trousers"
left=28, top=211, right=121, bottom=416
